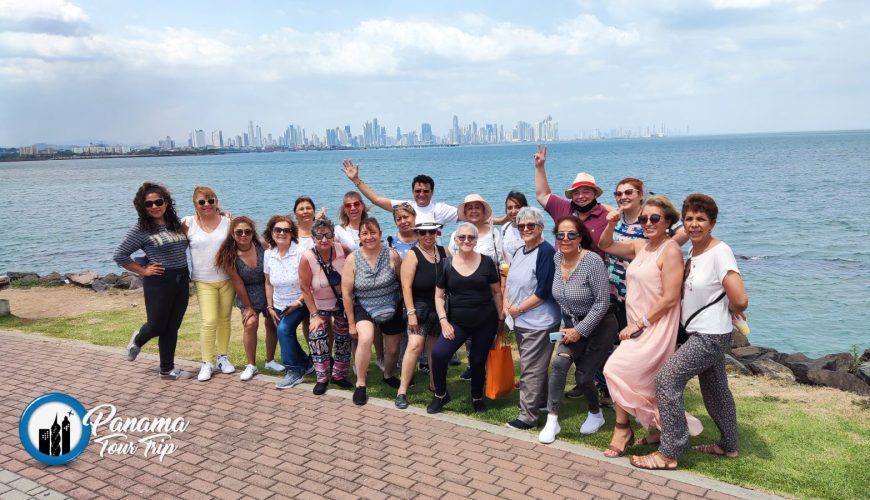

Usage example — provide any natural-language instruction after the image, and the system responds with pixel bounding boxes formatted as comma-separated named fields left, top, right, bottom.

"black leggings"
left=431, top=311, right=498, bottom=399
left=134, top=269, right=190, bottom=373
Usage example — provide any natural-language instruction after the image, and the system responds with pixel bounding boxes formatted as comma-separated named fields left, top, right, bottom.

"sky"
left=1, top=0, right=868, bottom=146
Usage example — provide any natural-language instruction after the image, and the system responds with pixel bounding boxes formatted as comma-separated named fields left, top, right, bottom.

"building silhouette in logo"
left=39, top=413, right=71, bottom=457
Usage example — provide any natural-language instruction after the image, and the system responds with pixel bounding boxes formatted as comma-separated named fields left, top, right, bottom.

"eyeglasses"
left=456, top=234, right=477, bottom=242
left=413, top=189, right=431, bottom=194
left=555, top=231, right=579, bottom=241
left=637, top=214, right=663, bottom=225
left=613, top=189, right=638, bottom=198
left=344, top=201, right=361, bottom=209
left=416, top=229, right=438, bottom=236
left=197, top=198, right=216, bottom=206
left=143, top=198, right=166, bottom=208
left=233, top=229, right=253, bottom=236
left=313, top=232, right=334, bottom=240
left=516, top=223, right=539, bottom=232
left=272, top=227, right=293, bottom=234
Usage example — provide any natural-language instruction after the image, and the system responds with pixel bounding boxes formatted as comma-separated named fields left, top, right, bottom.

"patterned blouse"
left=606, top=216, right=646, bottom=302
left=552, top=251, right=610, bottom=337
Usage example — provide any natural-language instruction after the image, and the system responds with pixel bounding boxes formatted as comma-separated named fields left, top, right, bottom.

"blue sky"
left=1, top=0, right=868, bottom=145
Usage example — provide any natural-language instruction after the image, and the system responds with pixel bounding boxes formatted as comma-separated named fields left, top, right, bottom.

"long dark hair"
left=553, top=215, right=599, bottom=253
left=215, top=216, right=261, bottom=273
left=133, top=182, right=182, bottom=234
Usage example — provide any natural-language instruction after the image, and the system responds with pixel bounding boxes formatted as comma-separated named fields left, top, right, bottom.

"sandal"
left=630, top=451, right=678, bottom=470
left=603, top=422, right=635, bottom=458
left=692, top=444, right=738, bottom=458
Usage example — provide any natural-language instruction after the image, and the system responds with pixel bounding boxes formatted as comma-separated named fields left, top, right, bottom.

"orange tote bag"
left=485, top=331, right=515, bottom=400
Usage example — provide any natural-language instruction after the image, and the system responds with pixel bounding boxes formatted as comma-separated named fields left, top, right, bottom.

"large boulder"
left=805, top=369, right=870, bottom=396
left=747, top=359, right=796, bottom=382
left=115, top=275, right=142, bottom=290
left=730, top=328, right=750, bottom=349
left=781, top=352, right=854, bottom=384
left=730, top=346, right=779, bottom=365
left=856, top=362, right=870, bottom=385
left=39, top=272, right=65, bottom=285
left=724, top=354, right=751, bottom=375
left=66, top=271, right=98, bottom=287
left=860, top=348, right=870, bottom=364
left=91, top=279, right=109, bottom=293
left=102, top=273, right=119, bottom=285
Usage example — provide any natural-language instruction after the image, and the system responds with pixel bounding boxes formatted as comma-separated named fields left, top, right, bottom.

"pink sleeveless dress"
left=604, top=240, right=703, bottom=435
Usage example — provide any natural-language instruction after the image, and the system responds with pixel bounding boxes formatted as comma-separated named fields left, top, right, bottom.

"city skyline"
left=1, top=1, right=868, bottom=145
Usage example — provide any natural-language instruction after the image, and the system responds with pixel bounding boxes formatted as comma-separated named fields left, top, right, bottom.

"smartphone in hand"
left=549, top=331, right=564, bottom=343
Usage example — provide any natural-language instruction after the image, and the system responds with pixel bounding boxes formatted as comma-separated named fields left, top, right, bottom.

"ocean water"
left=1, top=130, right=868, bottom=357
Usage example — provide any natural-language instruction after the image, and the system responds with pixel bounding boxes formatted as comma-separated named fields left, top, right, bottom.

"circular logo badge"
left=19, top=393, right=91, bottom=465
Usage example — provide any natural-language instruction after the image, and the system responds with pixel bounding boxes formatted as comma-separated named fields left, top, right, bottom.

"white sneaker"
left=198, top=362, right=214, bottom=382
left=264, top=359, right=285, bottom=372
left=539, top=415, right=561, bottom=444
left=216, top=354, right=235, bottom=374
left=580, top=411, right=606, bottom=435
left=240, top=364, right=258, bottom=381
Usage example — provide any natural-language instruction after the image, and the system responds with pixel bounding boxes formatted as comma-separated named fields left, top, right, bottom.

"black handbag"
left=677, top=292, right=726, bottom=345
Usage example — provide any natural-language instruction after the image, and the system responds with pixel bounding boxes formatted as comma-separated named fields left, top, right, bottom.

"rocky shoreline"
left=2, top=270, right=869, bottom=397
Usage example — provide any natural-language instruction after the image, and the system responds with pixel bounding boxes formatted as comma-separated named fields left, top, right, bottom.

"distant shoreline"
left=0, top=143, right=461, bottom=163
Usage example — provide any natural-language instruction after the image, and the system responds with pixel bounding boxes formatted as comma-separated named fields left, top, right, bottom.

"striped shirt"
left=113, top=224, right=189, bottom=270
left=552, top=251, right=610, bottom=337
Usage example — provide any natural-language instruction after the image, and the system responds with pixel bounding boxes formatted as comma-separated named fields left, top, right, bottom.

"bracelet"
left=407, top=308, right=416, bottom=315
left=641, top=315, right=651, bottom=327
left=438, top=316, right=448, bottom=321
left=354, top=179, right=362, bottom=186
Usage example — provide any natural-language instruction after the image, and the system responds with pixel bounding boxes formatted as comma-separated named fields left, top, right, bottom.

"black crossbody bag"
left=313, top=248, right=344, bottom=313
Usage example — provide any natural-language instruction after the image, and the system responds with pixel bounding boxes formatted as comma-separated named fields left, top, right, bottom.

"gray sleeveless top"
left=353, top=246, right=400, bottom=309
left=234, top=244, right=267, bottom=312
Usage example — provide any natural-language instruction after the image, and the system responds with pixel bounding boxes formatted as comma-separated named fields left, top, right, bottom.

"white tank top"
left=185, top=215, right=230, bottom=282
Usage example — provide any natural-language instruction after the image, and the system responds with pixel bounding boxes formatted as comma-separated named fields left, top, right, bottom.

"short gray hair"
left=516, top=207, right=544, bottom=226
left=455, top=222, right=479, bottom=237
left=312, top=217, right=335, bottom=234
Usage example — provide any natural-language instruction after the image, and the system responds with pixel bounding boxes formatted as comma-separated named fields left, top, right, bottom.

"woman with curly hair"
left=113, top=182, right=191, bottom=380
left=215, top=216, right=281, bottom=381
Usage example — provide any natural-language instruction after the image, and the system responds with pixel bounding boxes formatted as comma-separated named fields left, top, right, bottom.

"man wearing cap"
left=533, top=145, right=611, bottom=246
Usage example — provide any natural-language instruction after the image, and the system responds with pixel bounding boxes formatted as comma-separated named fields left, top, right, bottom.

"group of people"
left=113, top=145, right=748, bottom=471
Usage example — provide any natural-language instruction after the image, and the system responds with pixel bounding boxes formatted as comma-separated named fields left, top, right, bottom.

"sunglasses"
left=233, top=229, right=253, bottom=237
left=416, top=229, right=438, bottom=236
left=555, top=231, right=579, bottom=241
left=197, top=198, right=216, bottom=206
left=272, top=227, right=293, bottom=234
left=613, top=189, right=638, bottom=198
left=637, top=214, right=663, bottom=225
left=413, top=189, right=431, bottom=194
left=516, top=223, right=539, bottom=232
left=313, top=232, right=335, bottom=240
left=456, top=234, right=477, bottom=242
left=344, top=201, right=361, bottom=209
left=143, top=198, right=166, bottom=208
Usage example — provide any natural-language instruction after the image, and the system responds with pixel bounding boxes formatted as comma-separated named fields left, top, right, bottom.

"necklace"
left=419, top=245, right=438, bottom=262
left=645, top=238, right=667, bottom=253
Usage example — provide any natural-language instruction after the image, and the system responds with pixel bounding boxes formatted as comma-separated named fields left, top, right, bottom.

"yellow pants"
left=195, top=280, right=235, bottom=362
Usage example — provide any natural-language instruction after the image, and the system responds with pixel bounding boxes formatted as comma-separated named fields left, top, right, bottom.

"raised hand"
left=607, top=206, right=624, bottom=225
left=341, top=159, right=359, bottom=182
left=534, top=144, right=548, bottom=168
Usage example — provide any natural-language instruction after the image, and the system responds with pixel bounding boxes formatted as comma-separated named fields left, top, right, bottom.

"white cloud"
left=0, top=0, right=89, bottom=24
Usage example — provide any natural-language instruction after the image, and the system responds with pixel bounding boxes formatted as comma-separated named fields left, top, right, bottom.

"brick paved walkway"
left=0, top=331, right=780, bottom=500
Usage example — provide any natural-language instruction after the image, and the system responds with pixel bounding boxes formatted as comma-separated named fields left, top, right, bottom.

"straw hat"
left=414, top=212, right=443, bottom=231
left=457, top=193, right=493, bottom=221
left=564, top=172, right=603, bottom=198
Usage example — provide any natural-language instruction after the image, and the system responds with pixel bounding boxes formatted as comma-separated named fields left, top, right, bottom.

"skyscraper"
left=421, top=123, right=432, bottom=144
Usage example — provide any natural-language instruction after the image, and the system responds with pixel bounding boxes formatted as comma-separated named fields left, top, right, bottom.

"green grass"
left=10, top=278, right=64, bottom=289
left=2, top=311, right=868, bottom=499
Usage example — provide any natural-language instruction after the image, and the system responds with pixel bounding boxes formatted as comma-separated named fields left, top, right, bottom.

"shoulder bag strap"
left=683, top=292, right=727, bottom=330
